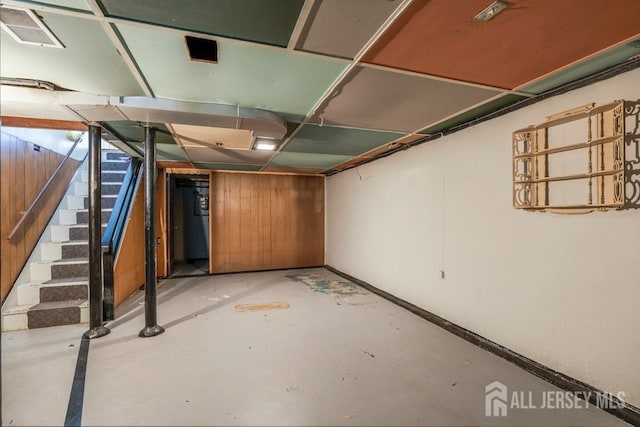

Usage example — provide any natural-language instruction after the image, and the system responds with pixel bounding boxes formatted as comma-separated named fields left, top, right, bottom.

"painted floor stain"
left=234, top=302, right=290, bottom=312
left=287, top=274, right=376, bottom=306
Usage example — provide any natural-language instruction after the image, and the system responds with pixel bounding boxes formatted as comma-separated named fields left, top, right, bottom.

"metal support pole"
left=83, top=125, right=110, bottom=339
left=139, top=126, right=165, bottom=338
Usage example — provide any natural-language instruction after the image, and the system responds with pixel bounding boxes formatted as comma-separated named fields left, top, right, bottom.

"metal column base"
left=82, top=326, right=111, bottom=340
left=139, top=325, right=165, bottom=338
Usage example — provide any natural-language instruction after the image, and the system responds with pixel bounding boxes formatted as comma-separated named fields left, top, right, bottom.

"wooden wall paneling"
left=113, top=177, right=145, bottom=307
left=259, top=173, right=272, bottom=270
left=238, top=174, right=253, bottom=272
left=23, top=144, right=35, bottom=250
left=269, top=175, right=282, bottom=269
left=211, top=172, right=221, bottom=272
left=251, top=174, right=265, bottom=270
left=219, top=171, right=229, bottom=272
left=0, top=132, right=81, bottom=301
left=156, top=169, right=168, bottom=278
left=209, top=172, right=215, bottom=273
left=227, top=172, right=242, bottom=272
left=9, top=137, right=19, bottom=285
left=209, top=172, right=324, bottom=275
left=0, top=139, right=10, bottom=292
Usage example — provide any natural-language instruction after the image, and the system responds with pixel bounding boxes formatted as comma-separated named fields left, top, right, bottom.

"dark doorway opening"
left=168, top=174, right=210, bottom=277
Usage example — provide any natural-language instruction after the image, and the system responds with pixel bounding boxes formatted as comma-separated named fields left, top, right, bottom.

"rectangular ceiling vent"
left=0, top=6, right=63, bottom=48
left=185, top=36, right=218, bottom=63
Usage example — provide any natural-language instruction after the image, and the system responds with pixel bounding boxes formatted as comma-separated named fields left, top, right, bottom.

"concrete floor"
left=170, top=259, right=209, bottom=277
left=1, top=268, right=629, bottom=426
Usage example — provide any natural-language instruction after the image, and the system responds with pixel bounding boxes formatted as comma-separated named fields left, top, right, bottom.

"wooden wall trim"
left=1, top=116, right=88, bottom=131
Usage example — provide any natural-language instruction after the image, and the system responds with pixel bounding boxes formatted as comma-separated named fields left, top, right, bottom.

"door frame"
left=163, top=169, right=214, bottom=276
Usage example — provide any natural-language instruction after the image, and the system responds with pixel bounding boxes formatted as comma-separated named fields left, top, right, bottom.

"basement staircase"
left=2, top=150, right=130, bottom=331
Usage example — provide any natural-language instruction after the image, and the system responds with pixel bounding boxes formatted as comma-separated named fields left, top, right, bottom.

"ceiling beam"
left=0, top=116, right=88, bottom=131
left=287, top=0, right=316, bottom=50
left=262, top=0, right=415, bottom=170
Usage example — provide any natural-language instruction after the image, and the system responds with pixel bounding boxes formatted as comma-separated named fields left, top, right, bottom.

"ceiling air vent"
left=0, top=6, right=63, bottom=48
left=185, top=36, right=218, bottom=63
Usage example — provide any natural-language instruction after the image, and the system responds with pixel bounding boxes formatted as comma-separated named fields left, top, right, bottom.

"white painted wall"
left=326, top=68, right=640, bottom=407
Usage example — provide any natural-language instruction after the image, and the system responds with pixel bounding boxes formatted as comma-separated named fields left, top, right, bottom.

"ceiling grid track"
left=287, top=0, right=316, bottom=50
left=86, top=0, right=154, bottom=97
left=165, top=123, right=196, bottom=168
left=261, top=0, right=415, bottom=171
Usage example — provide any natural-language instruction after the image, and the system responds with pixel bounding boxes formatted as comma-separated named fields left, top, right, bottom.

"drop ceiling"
left=0, top=0, right=639, bottom=175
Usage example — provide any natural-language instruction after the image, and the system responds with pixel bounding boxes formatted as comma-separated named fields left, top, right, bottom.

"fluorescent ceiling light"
left=253, top=137, right=279, bottom=151
left=474, top=1, right=509, bottom=22
left=256, top=142, right=277, bottom=151
left=0, top=6, right=64, bottom=48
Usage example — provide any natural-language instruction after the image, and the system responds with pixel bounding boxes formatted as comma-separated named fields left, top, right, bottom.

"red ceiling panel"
left=363, top=0, right=640, bottom=89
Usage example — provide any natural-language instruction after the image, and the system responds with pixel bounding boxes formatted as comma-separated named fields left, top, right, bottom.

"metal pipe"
left=139, top=126, right=165, bottom=338
left=82, top=124, right=110, bottom=339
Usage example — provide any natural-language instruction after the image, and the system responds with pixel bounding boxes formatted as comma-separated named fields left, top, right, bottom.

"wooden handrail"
left=7, top=135, right=84, bottom=241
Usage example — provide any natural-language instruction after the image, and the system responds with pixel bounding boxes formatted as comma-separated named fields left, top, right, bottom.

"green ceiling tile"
left=283, top=125, right=404, bottom=156
left=100, top=0, right=304, bottom=47
left=31, top=0, right=92, bottom=11
left=420, top=94, right=527, bottom=135
left=193, top=163, right=263, bottom=171
left=156, top=143, right=189, bottom=161
left=107, top=140, right=142, bottom=157
left=0, top=12, right=142, bottom=96
left=128, top=142, right=188, bottom=161
left=115, top=142, right=190, bottom=162
left=270, top=152, right=351, bottom=169
left=104, top=122, right=176, bottom=144
left=519, top=41, right=640, bottom=94
left=116, top=23, right=347, bottom=118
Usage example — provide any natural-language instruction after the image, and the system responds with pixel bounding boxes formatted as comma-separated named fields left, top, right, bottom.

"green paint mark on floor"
left=287, top=274, right=376, bottom=306
left=287, top=274, right=367, bottom=296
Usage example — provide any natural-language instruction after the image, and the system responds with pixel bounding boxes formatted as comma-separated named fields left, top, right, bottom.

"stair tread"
left=30, top=299, right=87, bottom=310
left=51, top=257, right=89, bottom=264
left=32, top=258, right=88, bottom=266
left=43, top=277, right=89, bottom=285
left=75, top=209, right=114, bottom=212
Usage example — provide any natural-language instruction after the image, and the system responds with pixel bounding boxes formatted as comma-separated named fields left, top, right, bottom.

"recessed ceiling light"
left=0, top=6, right=64, bottom=48
left=256, top=142, right=276, bottom=151
left=253, top=138, right=279, bottom=151
left=474, top=1, right=509, bottom=22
